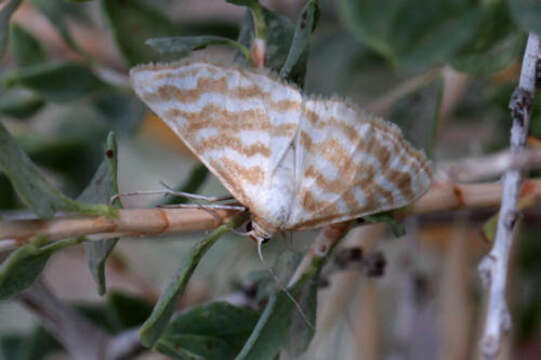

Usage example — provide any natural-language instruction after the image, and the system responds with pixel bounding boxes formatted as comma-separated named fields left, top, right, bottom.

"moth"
left=130, top=59, right=432, bottom=243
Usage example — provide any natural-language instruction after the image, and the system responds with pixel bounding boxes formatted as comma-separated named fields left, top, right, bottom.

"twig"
left=288, top=221, right=352, bottom=286
left=366, top=68, right=442, bottom=116
left=0, top=207, right=237, bottom=248
left=437, top=147, right=541, bottom=182
left=2, top=179, right=541, bottom=251
left=477, top=33, right=540, bottom=359
left=106, top=328, right=144, bottom=360
left=16, top=279, right=111, bottom=360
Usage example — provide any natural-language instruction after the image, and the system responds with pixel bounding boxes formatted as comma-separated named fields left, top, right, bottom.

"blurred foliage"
left=0, top=0, right=540, bottom=359
left=0, top=291, right=153, bottom=359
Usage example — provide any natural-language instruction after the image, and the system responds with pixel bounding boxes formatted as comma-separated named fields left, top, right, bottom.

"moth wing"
left=130, top=60, right=302, bottom=214
left=285, top=98, right=432, bottom=230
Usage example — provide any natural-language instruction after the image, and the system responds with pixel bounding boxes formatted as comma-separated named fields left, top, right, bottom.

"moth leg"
left=110, top=181, right=234, bottom=204
left=158, top=203, right=247, bottom=211
left=158, top=181, right=234, bottom=202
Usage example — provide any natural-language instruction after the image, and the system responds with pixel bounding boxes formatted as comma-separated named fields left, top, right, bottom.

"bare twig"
left=288, top=221, right=352, bottom=286
left=16, top=279, right=111, bottom=360
left=2, top=179, right=541, bottom=251
left=0, top=208, right=238, bottom=249
left=366, top=68, right=442, bottom=116
left=477, top=33, right=540, bottom=359
left=437, top=147, right=541, bottom=182
left=106, top=328, right=144, bottom=360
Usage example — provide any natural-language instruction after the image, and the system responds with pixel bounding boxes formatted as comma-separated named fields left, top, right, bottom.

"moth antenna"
left=256, top=238, right=315, bottom=331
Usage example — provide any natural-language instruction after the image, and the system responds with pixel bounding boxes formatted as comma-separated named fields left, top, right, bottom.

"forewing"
left=129, top=60, right=302, bottom=212
left=286, top=98, right=432, bottom=230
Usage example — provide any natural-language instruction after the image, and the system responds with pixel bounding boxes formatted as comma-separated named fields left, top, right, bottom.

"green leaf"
left=0, top=90, right=45, bottom=119
left=93, top=91, right=145, bottom=135
left=363, top=211, right=405, bottom=237
left=0, top=122, right=114, bottom=219
left=2, top=62, right=109, bottom=103
left=101, top=0, right=177, bottom=66
left=452, top=3, right=522, bottom=75
left=235, top=6, right=303, bottom=81
left=0, top=0, right=22, bottom=58
left=235, top=234, right=344, bottom=360
left=18, top=327, right=62, bottom=360
left=226, top=0, right=260, bottom=6
left=339, top=0, right=482, bottom=70
left=234, top=287, right=302, bottom=360
left=146, top=36, right=252, bottom=61
left=139, top=213, right=249, bottom=347
left=279, top=0, right=319, bottom=86
left=388, top=76, right=444, bottom=159
left=235, top=257, right=320, bottom=360
left=82, top=133, right=122, bottom=296
left=227, top=0, right=266, bottom=40
left=509, top=0, right=541, bottom=35
left=284, top=273, right=317, bottom=356
left=453, top=32, right=524, bottom=75
left=0, top=335, right=23, bottom=360
left=30, top=0, right=89, bottom=56
left=0, top=236, right=85, bottom=300
left=9, top=23, right=47, bottom=66
left=107, top=291, right=154, bottom=329
left=157, top=335, right=233, bottom=360
left=155, top=302, right=259, bottom=359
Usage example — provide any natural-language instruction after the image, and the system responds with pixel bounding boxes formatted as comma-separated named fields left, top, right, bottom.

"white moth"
left=130, top=59, right=432, bottom=242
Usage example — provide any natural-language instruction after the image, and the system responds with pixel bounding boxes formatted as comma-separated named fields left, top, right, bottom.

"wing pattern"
left=130, top=60, right=302, bottom=214
left=285, top=98, right=432, bottom=230
left=130, top=60, right=432, bottom=234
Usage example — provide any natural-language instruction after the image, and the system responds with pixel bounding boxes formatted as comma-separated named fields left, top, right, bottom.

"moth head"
left=246, top=219, right=273, bottom=245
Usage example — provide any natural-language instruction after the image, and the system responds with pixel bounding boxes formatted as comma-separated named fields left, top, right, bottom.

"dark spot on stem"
left=106, top=149, right=114, bottom=158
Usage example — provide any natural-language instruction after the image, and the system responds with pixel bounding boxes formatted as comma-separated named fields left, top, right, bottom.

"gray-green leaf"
left=30, top=0, right=89, bottom=57
left=280, top=0, right=319, bottom=86
left=0, top=122, right=113, bottom=219
left=339, top=0, right=482, bottom=71
left=9, top=23, right=47, bottom=66
left=235, top=6, right=306, bottom=85
left=0, top=236, right=85, bottom=300
left=101, top=0, right=177, bottom=66
left=0, top=0, right=22, bottom=58
left=2, top=62, right=108, bottom=103
left=82, top=133, right=122, bottom=296
left=0, top=90, right=45, bottom=119
left=146, top=36, right=251, bottom=61
left=509, top=0, right=541, bottom=35
left=452, top=3, right=522, bottom=75
left=155, top=302, right=259, bottom=359
left=139, top=213, right=249, bottom=347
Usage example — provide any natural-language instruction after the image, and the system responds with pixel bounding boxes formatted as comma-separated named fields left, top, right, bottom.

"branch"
left=437, top=147, right=541, bottom=183
left=288, top=221, right=353, bottom=286
left=477, top=33, right=540, bottom=359
left=366, top=68, right=442, bottom=116
left=16, top=279, right=111, bottom=360
left=2, top=179, right=541, bottom=251
left=0, top=207, right=238, bottom=249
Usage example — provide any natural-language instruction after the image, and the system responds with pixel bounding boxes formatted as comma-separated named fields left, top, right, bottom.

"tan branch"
left=2, top=179, right=541, bottom=252
left=0, top=208, right=238, bottom=249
